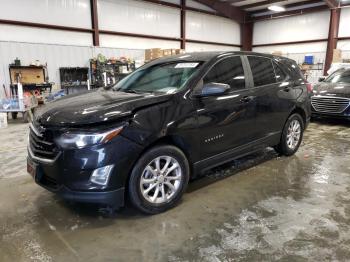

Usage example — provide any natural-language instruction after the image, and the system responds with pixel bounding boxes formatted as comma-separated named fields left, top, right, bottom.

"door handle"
left=240, top=96, right=255, bottom=103
left=283, top=86, right=291, bottom=92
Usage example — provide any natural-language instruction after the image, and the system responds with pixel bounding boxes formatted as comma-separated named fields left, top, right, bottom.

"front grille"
left=29, top=123, right=59, bottom=161
left=311, top=96, right=350, bottom=114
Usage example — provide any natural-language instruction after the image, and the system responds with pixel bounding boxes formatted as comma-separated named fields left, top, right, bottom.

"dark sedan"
left=312, top=68, right=350, bottom=119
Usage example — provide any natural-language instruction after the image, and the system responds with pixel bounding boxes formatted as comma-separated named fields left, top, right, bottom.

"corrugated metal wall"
left=0, top=0, right=242, bottom=99
left=252, top=11, right=332, bottom=83
left=0, top=41, right=145, bottom=97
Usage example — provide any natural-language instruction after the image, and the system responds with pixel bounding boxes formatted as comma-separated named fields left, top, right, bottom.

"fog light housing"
left=90, top=165, right=114, bottom=186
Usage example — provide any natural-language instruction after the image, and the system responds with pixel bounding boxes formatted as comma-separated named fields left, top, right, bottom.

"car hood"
left=34, top=89, right=172, bottom=127
left=313, top=82, right=350, bottom=98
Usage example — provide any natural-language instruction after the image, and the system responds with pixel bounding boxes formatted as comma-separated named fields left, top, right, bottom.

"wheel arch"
left=137, top=135, right=194, bottom=170
left=289, top=106, right=307, bottom=128
left=123, top=134, right=194, bottom=199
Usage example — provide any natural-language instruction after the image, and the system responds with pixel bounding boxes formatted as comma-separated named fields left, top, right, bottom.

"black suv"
left=28, top=52, right=310, bottom=214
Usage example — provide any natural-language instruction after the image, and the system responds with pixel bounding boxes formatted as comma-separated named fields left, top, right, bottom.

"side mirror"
left=196, top=83, right=230, bottom=97
left=318, top=76, right=326, bottom=82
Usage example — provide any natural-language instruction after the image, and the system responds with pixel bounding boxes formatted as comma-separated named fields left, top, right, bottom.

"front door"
left=193, top=55, right=257, bottom=161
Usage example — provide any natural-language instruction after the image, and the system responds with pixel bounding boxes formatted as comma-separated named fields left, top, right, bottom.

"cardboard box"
left=332, top=49, right=342, bottom=63
left=145, top=48, right=163, bottom=61
left=162, top=49, right=173, bottom=57
left=175, top=49, right=185, bottom=55
left=301, top=64, right=312, bottom=71
left=145, top=48, right=185, bottom=61
left=163, top=49, right=183, bottom=57
left=272, top=51, right=283, bottom=56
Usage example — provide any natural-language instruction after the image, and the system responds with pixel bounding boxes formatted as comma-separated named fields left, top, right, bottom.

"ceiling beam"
left=324, top=8, right=341, bottom=74
left=90, top=0, right=99, bottom=46
left=323, top=0, right=339, bottom=9
left=249, top=5, right=329, bottom=22
left=241, top=22, right=253, bottom=51
left=240, top=0, right=284, bottom=10
left=249, top=0, right=325, bottom=15
left=194, top=0, right=246, bottom=23
left=180, top=0, right=186, bottom=49
left=225, top=0, right=248, bottom=3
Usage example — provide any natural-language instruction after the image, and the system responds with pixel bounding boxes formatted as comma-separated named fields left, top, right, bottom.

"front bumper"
left=31, top=165, right=125, bottom=206
left=28, top=134, right=143, bottom=207
left=311, top=110, right=350, bottom=120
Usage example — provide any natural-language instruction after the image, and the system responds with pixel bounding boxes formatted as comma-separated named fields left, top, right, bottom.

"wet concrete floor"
left=0, top=118, right=349, bottom=261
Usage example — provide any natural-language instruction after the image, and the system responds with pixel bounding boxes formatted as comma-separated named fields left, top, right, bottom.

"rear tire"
left=275, top=113, right=304, bottom=156
left=23, top=112, right=29, bottom=123
left=11, top=112, right=18, bottom=120
left=128, top=145, right=190, bottom=214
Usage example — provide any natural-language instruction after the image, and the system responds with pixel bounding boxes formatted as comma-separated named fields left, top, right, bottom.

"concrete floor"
left=0, top=118, right=349, bottom=262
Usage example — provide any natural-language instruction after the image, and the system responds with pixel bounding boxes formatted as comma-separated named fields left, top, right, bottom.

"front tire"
left=128, top=145, right=190, bottom=214
left=275, top=113, right=304, bottom=156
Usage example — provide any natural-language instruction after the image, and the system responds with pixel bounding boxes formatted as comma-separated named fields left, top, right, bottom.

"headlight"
left=56, top=126, right=124, bottom=149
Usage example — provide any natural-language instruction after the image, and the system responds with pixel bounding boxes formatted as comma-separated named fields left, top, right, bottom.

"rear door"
left=193, top=55, right=257, bottom=160
left=244, top=55, right=296, bottom=140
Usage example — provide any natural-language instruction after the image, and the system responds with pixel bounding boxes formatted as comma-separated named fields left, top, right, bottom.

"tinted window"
left=113, top=62, right=201, bottom=94
left=204, top=56, right=245, bottom=91
left=248, top=56, right=276, bottom=86
left=325, top=70, right=350, bottom=84
left=273, top=62, right=287, bottom=82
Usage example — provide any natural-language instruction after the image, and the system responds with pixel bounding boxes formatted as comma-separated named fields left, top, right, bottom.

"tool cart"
left=9, top=64, right=53, bottom=105
left=0, top=77, right=38, bottom=123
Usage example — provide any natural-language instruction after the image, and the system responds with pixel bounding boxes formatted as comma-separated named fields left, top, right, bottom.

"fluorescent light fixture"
left=268, top=5, right=286, bottom=12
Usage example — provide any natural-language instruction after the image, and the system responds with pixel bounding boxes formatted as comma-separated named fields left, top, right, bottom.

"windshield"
left=325, top=70, right=350, bottom=84
left=113, top=62, right=201, bottom=94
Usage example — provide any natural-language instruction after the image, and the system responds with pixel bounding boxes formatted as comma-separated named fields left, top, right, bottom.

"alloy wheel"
left=140, top=156, right=182, bottom=204
left=286, top=119, right=301, bottom=150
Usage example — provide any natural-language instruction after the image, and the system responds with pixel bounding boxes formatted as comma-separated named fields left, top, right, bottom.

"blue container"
left=304, top=55, right=314, bottom=65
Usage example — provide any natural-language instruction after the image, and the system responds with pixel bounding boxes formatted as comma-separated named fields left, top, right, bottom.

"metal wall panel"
left=100, top=34, right=180, bottom=50
left=186, top=0, right=216, bottom=12
left=186, top=11, right=241, bottom=45
left=339, top=8, right=350, bottom=38
left=186, top=43, right=240, bottom=52
left=0, top=0, right=91, bottom=28
left=94, top=47, right=145, bottom=61
left=0, top=24, right=92, bottom=46
left=98, top=0, right=181, bottom=38
left=253, top=11, right=330, bottom=45
left=338, top=40, right=350, bottom=59
left=162, top=0, right=181, bottom=5
left=253, top=42, right=328, bottom=54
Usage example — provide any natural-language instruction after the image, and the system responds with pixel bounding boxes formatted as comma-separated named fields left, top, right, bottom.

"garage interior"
left=0, top=0, right=350, bottom=261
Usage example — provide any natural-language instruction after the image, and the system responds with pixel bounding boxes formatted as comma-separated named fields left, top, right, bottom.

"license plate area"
left=27, top=158, right=37, bottom=179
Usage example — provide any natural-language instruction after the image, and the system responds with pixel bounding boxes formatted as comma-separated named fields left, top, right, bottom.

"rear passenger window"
left=248, top=56, right=276, bottom=87
left=204, top=56, right=245, bottom=91
left=273, top=62, right=287, bottom=82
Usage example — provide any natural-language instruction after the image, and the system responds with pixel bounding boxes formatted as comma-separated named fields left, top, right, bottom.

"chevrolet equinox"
left=28, top=52, right=311, bottom=214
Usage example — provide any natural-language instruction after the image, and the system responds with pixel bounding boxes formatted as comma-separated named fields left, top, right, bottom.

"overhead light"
left=268, top=5, right=286, bottom=12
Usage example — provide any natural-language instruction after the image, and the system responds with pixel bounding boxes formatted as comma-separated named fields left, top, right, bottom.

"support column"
left=324, top=8, right=341, bottom=75
left=180, top=0, right=186, bottom=50
left=91, top=0, right=100, bottom=46
left=241, top=22, right=253, bottom=51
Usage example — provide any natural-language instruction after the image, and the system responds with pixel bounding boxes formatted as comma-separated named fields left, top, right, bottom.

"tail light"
left=306, top=83, right=313, bottom=93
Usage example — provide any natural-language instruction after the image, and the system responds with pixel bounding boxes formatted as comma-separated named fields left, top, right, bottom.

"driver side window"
left=204, top=56, right=246, bottom=91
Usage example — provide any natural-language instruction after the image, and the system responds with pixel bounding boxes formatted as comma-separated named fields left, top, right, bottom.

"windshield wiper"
left=123, top=89, right=139, bottom=94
